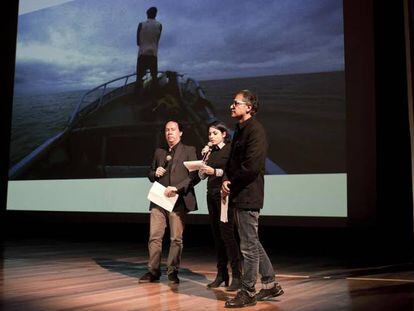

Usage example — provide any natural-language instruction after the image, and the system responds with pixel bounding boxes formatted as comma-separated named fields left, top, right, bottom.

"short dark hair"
left=237, top=89, right=259, bottom=115
left=146, top=7, right=157, bottom=19
left=165, top=120, right=183, bottom=132
left=208, top=121, right=231, bottom=143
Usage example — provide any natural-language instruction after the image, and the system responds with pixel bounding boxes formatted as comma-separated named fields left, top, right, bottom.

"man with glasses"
left=222, top=90, right=284, bottom=308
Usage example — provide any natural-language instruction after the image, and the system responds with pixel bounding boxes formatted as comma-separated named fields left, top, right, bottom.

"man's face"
left=165, top=121, right=182, bottom=146
left=230, top=93, right=251, bottom=119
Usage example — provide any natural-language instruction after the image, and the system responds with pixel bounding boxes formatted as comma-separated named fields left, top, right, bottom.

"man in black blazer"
left=222, top=90, right=284, bottom=308
left=139, top=120, right=199, bottom=284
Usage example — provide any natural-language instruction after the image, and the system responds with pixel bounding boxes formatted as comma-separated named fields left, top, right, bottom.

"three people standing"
left=139, top=91, right=284, bottom=308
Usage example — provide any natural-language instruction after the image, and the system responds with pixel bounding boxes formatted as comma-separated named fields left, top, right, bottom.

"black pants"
left=136, top=55, right=158, bottom=89
left=207, top=191, right=241, bottom=277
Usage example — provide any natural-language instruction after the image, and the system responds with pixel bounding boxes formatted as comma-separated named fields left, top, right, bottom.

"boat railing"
left=183, top=77, right=207, bottom=100
left=67, top=72, right=138, bottom=128
left=182, top=77, right=216, bottom=122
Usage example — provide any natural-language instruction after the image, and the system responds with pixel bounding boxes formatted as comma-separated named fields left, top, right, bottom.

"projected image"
left=9, top=0, right=345, bottom=180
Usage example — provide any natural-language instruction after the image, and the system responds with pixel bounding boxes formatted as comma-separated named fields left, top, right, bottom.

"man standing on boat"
left=136, top=7, right=162, bottom=91
left=139, top=120, right=199, bottom=284
left=222, top=90, right=284, bottom=308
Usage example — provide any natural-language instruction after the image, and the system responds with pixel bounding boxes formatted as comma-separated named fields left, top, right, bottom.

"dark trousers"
left=207, top=192, right=241, bottom=278
left=136, top=55, right=158, bottom=89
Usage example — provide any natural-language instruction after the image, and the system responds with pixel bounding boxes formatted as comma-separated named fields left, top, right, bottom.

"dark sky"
left=14, top=0, right=344, bottom=94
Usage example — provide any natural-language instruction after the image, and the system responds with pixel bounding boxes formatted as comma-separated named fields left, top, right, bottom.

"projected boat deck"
left=9, top=71, right=284, bottom=180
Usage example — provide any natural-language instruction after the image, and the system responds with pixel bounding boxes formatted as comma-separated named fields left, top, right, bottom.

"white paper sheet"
left=220, top=193, right=228, bottom=223
left=183, top=160, right=204, bottom=172
left=147, top=181, right=178, bottom=212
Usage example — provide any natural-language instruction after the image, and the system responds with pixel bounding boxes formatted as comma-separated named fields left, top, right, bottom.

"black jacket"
left=225, top=117, right=267, bottom=210
left=148, top=142, right=199, bottom=212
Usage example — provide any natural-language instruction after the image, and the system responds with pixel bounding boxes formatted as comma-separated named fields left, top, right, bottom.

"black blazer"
left=148, top=142, right=199, bottom=212
left=225, top=117, right=268, bottom=210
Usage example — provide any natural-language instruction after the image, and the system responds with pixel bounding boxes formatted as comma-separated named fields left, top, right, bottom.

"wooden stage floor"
left=1, top=239, right=414, bottom=310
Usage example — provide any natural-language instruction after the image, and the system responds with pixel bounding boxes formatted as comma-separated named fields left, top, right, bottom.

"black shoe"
left=256, top=283, right=284, bottom=301
left=207, top=273, right=229, bottom=288
left=225, top=290, right=256, bottom=308
left=168, top=271, right=180, bottom=284
left=226, top=278, right=241, bottom=291
left=139, top=272, right=160, bottom=283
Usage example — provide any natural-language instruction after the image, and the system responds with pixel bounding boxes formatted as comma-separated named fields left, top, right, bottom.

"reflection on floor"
left=1, top=239, right=414, bottom=311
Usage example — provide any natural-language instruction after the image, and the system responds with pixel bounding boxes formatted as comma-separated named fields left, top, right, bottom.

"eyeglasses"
left=232, top=100, right=248, bottom=107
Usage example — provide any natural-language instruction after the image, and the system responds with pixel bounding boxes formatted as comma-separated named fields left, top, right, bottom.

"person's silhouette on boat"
left=136, top=7, right=162, bottom=93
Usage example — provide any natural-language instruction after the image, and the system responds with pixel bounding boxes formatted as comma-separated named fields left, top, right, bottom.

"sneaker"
left=168, top=270, right=180, bottom=284
left=225, top=290, right=256, bottom=308
left=138, top=271, right=160, bottom=283
left=256, top=283, right=284, bottom=301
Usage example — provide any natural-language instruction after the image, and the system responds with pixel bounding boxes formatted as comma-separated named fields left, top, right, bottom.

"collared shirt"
left=168, top=141, right=179, bottom=155
left=217, top=142, right=225, bottom=150
left=167, top=142, right=180, bottom=184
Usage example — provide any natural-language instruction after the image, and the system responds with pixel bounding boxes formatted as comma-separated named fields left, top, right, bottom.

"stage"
left=1, top=238, right=413, bottom=310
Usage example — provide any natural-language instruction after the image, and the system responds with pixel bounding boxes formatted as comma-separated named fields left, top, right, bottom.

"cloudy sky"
left=14, top=0, right=344, bottom=94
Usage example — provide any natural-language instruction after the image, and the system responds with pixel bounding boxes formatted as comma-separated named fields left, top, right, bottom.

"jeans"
left=148, top=206, right=185, bottom=275
left=235, top=209, right=275, bottom=293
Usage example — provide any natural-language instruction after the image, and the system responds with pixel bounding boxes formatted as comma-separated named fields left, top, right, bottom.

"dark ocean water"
left=9, top=90, right=85, bottom=166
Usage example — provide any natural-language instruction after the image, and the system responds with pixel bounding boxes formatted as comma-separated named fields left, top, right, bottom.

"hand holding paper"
left=199, top=163, right=215, bottom=175
left=183, top=160, right=204, bottom=172
left=147, top=181, right=178, bottom=212
left=165, top=186, right=178, bottom=197
left=221, top=180, right=231, bottom=196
